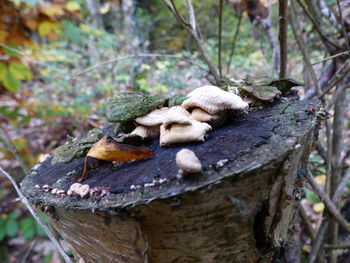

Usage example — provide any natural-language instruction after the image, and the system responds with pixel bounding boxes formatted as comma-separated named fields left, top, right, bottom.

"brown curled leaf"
left=79, top=136, right=154, bottom=182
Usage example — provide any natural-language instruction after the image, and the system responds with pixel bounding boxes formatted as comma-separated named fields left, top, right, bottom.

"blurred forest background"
left=0, top=0, right=349, bottom=262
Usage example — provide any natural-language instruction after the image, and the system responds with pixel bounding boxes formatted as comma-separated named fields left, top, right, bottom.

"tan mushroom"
left=131, top=125, right=160, bottom=139
left=176, top=149, right=202, bottom=175
left=134, top=107, right=169, bottom=126
left=182, top=85, right=249, bottom=114
left=190, top=108, right=221, bottom=123
left=160, top=120, right=212, bottom=146
left=162, top=106, right=191, bottom=129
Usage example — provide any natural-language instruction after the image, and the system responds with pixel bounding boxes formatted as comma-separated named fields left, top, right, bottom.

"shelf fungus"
left=176, top=149, right=202, bottom=177
left=182, top=85, right=249, bottom=114
left=160, top=120, right=212, bottom=146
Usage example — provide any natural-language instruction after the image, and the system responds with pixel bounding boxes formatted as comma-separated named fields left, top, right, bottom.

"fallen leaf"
left=80, top=136, right=154, bottom=181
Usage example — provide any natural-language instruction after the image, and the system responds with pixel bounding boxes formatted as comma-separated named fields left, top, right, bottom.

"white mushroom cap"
left=131, top=125, right=160, bottom=139
left=134, top=107, right=169, bottom=126
left=190, top=108, right=221, bottom=123
left=176, top=149, right=202, bottom=173
left=160, top=120, right=212, bottom=146
left=162, top=106, right=191, bottom=129
left=182, top=85, right=249, bottom=114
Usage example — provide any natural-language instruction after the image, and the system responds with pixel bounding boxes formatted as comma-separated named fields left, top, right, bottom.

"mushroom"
left=132, top=106, right=192, bottom=139
left=134, top=107, right=169, bottom=126
left=162, top=106, right=191, bottom=129
left=76, top=184, right=90, bottom=198
left=131, top=125, right=160, bottom=139
left=190, top=108, right=223, bottom=123
left=160, top=120, right=212, bottom=146
left=182, top=85, right=249, bottom=114
left=176, top=149, right=202, bottom=176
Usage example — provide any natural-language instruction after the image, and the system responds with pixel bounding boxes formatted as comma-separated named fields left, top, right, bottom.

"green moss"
left=166, top=95, right=187, bottom=107
left=105, top=93, right=166, bottom=123
left=51, top=128, right=103, bottom=165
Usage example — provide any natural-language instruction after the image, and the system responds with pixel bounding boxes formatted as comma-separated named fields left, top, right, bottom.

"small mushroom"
left=76, top=184, right=90, bottom=198
left=176, top=149, right=202, bottom=175
left=70, top=183, right=82, bottom=193
left=160, top=120, right=212, bottom=146
left=182, top=85, right=248, bottom=114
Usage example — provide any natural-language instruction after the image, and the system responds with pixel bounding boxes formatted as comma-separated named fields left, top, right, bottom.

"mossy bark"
left=21, top=99, right=321, bottom=263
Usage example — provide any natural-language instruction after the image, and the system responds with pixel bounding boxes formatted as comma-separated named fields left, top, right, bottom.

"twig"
left=298, top=204, right=316, bottom=242
left=308, top=219, right=328, bottom=263
left=226, top=10, right=243, bottom=74
left=0, top=166, right=73, bottom=263
left=295, top=0, right=340, bottom=52
left=312, top=51, right=350, bottom=66
left=278, top=0, right=289, bottom=78
left=318, top=60, right=350, bottom=99
left=0, top=126, right=30, bottom=177
left=290, top=2, right=320, bottom=95
left=306, top=172, right=350, bottom=235
left=71, top=53, right=209, bottom=78
left=333, top=167, right=350, bottom=204
left=328, top=82, right=347, bottom=263
left=336, top=0, right=350, bottom=50
left=324, top=244, right=350, bottom=250
left=315, top=143, right=327, bottom=162
left=162, top=0, right=221, bottom=84
left=20, top=237, right=38, bottom=263
left=218, top=0, right=223, bottom=78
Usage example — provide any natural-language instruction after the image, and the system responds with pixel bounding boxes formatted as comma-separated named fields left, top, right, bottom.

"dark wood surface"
left=21, top=98, right=320, bottom=211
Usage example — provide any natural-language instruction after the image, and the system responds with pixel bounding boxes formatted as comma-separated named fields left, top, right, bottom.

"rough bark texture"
left=21, top=98, right=321, bottom=263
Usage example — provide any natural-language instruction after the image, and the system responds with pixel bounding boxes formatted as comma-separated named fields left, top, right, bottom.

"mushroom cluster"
left=131, top=85, right=248, bottom=146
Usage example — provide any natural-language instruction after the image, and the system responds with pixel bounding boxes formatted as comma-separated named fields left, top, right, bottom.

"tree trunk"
left=21, top=98, right=321, bottom=262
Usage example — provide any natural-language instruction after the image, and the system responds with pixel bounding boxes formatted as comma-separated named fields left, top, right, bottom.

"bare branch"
left=162, top=0, right=221, bottom=84
left=71, top=53, right=209, bottom=78
left=312, top=51, right=350, bottom=66
left=307, top=172, right=350, bottom=235
left=0, top=126, right=30, bottom=177
left=298, top=204, right=316, bottom=242
left=308, top=219, right=328, bottom=263
left=0, top=166, right=73, bottom=263
left=295, top=0, right=340, bottom=52
left=218, top=0, right=224, bottom=78
left=290, top=2, right=320, bottom=95
left=336, top=0, right=350, bottom=50
left=278, top=0, right=289, bottom=78
left=318, top=60, right=350, bottom=99
left=226, top=11, right=243, bottom=74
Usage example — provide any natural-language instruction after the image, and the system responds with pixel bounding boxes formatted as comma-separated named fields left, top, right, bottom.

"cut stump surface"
left=21, top=98, right=321, bottom=263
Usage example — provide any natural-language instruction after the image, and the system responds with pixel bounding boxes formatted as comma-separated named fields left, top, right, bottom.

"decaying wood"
left=21, top=99, right=321, bottom=262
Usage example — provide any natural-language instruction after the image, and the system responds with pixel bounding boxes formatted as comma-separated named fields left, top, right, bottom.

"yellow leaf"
left=38, top=21, right=61, bottom=37
left=38, top=21, right=52, bottom=36
left=79, top=136, right=154, bottom=181
left=40, top=4, right=64, bottom=17
left=0, top=30, right=8, bottom=42
left=313, top=202, right=325, bottom=214
left=65, top=2, right=81, bottom=12
left=315, top=175, right=326, bottom=186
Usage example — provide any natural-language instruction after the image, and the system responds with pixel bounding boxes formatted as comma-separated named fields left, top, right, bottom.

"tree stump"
left=21, top=98, right=321, bottom=263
